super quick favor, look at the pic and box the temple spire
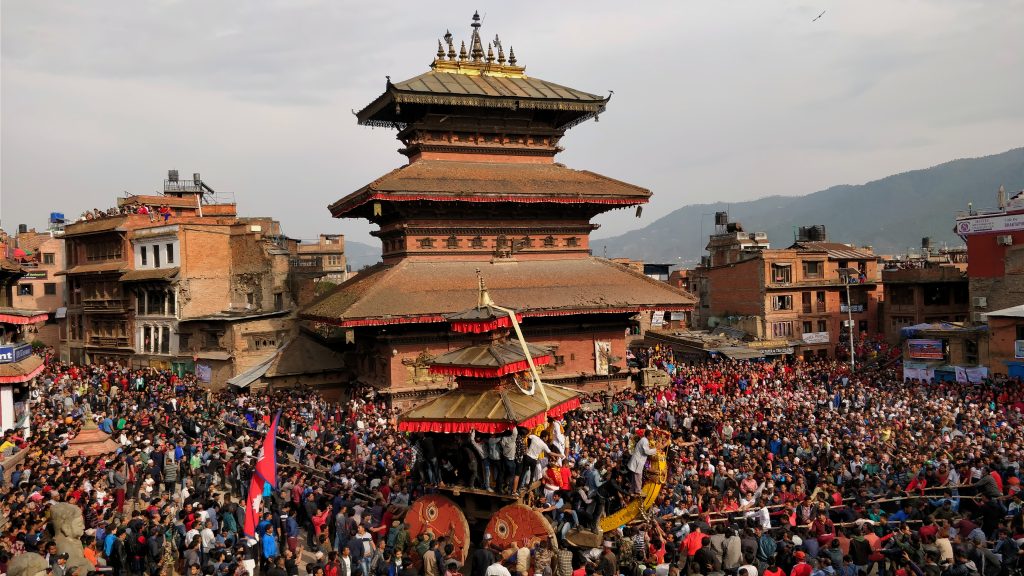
[470,11,484,62]
[445,30,456,60]
[486,43,495,63]
[459,40,467,61]
[495,34,506,64]
[436,39,445,60]
[508,47,517,66]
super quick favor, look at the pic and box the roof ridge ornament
[427,14,526,78]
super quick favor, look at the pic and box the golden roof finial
[470,11,484,62]
[486,43,495,63]
[508,46,517,66]
[436,39,445,60]
[445,30,456,60]
[495,34,506,64]
[459,40,467,61]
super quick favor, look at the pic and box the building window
[85,241,122,262]
[772,321,793,338]
[167,291,175,316]
[42,253,55,265]
[803,321,813,333]
[327,255,342,266]
[161,326,171,354]
[1016,325,1024,341]
[565,237,580,248]
[520,236,533,248]
[446,235,459,249]
[17,284,32,296]
[418,237,435,249]
[246,292,255,307]
[771,295,793,311]
[543,236,556,248]
[179,333,192,352]
[803,261,823,279]
[154,245,161,267]
[771,264,792,283]
[817,320,828,332]
[274,292,284,310]
[203,330,224,350]
[471,236,485,249]
[140,246,148,266]
[166,243,175,264]
[553,355,565,366]
[891,316,914,328]
[44,283,57,295]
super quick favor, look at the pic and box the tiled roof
[398,383,580,431]
[431,340,551,370]
[120,267,179,282]
[0,354,44,383]
[357,71,608,127]
[301,257,695,327]
[329,160,650,217]
[266,333,348,377]
[60,262,127,275]
[791,241,875,260]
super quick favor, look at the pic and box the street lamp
[839,267,859,371]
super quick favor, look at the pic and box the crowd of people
[0,350,1022,576]
[79,203,173,223]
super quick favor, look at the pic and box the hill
[345,240,382,271]
[595,148,1024,264]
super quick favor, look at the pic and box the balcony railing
[86,336,131,348]
[83,298,127,312]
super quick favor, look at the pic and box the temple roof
[357,12,608,129]
[430,339,551,373]
[301,257,695,327]
[329,160,650,218]
[397,382,580,434]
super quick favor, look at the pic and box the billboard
[802,332,830,344]
[907,339,944,360]
[0,344,34,364]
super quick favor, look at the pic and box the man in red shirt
[790,550,812,576]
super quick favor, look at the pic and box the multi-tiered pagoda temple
[303,13,694,406]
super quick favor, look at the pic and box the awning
[120,267,179,282]
[716,346,765,360]
[0,307,50,325]
[226,356,274,388]
[0,355,44,384]
[398,383,581,434]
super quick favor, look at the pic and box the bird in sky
[812,10,826,22]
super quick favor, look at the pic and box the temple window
[446,235,459,249]
[543,236,555,248]
[565,237,580,248]
[419,237,435,249]
[471,236,485,249]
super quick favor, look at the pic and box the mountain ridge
[595,147,1024,264]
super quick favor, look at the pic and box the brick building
[0,258,48,434]
[981,305,1024,378]
[295,234,347,284]
[3,227,65,352]
[881,248,969,343]
[60,173,304,387]
[954,187,1024,323]
[302,14,694,406]
[698,220,883,361]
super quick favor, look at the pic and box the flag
[242,474,264,538]
[254,411,281,488]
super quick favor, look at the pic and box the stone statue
[50,502,96,573]
[6,552,48,576]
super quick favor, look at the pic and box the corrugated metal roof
[791,242,875,260]
[391,71,604,103]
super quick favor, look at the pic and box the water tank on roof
[715,212,729,226]
[726,222,744,233]
[798,225,827,242]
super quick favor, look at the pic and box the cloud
[2,0,1023,244]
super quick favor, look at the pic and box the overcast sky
[3,0,1023,246]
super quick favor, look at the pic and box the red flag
[242,474,264,538]
[255,411,280,488]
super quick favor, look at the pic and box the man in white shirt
[485,550,513,576]
[627,428,657,494]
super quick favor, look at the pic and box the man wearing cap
[597,540,618,576]
[791,551,811,576]
[471,534,496,576]
[52,553,70,576]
